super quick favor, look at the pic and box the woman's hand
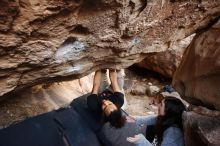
[127,134,142,143]
[127,134,153,146]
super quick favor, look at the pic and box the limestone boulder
[146,84,160,97]
[130,82,160,96]
[131,83,147,95]
[173,19,220,110]
[183,111,220,146]
[1,0,220,98]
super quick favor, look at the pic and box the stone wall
[173,19,220,111]
[173,18,220,146]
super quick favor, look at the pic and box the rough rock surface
[1,0,220,98]
[136,34,195,77]
[131,83,148,95]
[183,111,220,146]
[173,19,220,110]
[130,83,160,96]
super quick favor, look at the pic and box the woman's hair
[155,92,165,104]
[107,109,126,128]
[156,96,186,145]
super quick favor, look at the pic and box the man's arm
[87,70,102,112]
[91,70,101,94]
[109,69,121,92]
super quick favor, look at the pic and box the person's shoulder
[108,92,124,107]
[87,93,99,101]
[87,93,102,111]
[113,92,124,98]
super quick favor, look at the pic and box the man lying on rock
[87,69,126,128]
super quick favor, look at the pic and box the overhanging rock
[0,0,220,98]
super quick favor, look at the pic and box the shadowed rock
[183,111,220,146]
[173,19,220,111]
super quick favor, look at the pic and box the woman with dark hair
[127,96,186,146]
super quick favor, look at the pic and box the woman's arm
[135,115,157,126]
[91,70,102,94]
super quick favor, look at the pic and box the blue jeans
[131,115,184,146]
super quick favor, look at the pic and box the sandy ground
[125,93,157,116]
[0,67,169,128]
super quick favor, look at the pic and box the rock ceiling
[0,0,220,98]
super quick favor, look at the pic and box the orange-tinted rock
[173,19,220,110]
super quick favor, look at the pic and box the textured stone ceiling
[0,0,220,98]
